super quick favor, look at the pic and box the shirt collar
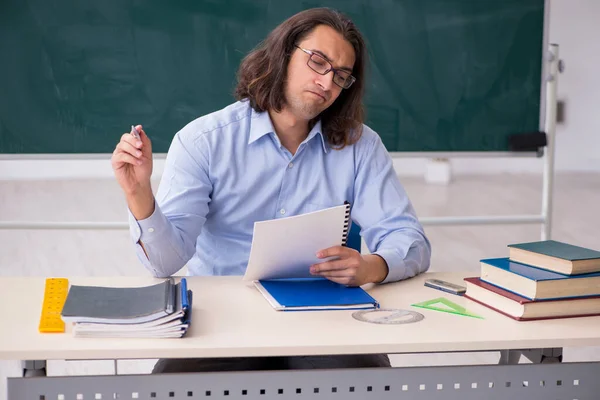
[306,119,328,153]
[248,108,276,145]
[248,108,329,154]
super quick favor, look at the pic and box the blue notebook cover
[255,278,379,311]
[481,257,600,281]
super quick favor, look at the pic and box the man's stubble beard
[285,88,324,121]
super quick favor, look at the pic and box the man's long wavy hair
[234,8,367,148]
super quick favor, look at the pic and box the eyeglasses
[294,46,356,89]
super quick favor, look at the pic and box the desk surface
[1,272,600,361]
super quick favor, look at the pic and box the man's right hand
[111,125,155,220]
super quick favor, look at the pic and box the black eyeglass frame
[294,45,356,89]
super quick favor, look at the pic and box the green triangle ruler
[412,297,483,319]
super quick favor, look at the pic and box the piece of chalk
[130,125,140,139]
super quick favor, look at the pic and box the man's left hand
[310,246,388,286]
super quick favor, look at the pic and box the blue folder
[254,278,379,311]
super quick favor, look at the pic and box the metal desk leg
[521,348,563,364]
[499,350,521,365]
[22,360,47,377]
[499,348,563,365]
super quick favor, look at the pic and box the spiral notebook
[243,203,351,281]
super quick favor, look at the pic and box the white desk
[2,272,600,360]
[3,272,600,399]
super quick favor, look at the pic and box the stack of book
[464,240,600,321]
[60,278,193,338]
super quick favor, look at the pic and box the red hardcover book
[463,277,600,321]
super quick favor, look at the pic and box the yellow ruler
[39,278,69,333]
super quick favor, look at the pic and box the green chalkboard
[0,0,544,154]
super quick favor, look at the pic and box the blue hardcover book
[480,257,600,300]
[508,240,600,275]
[254,278,379,311]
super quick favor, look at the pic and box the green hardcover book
[508,240,600,275]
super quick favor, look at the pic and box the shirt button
[288,162,294,169]
[279,209,286,215]
[148,228,155,233]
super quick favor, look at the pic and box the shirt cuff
[127,202,169,244]
[373,248,407,284]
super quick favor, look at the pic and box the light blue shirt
[129,100,431,283]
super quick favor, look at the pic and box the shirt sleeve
[351,128,432,284]
[128,129,212,278]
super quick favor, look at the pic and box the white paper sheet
[243,204,349,281]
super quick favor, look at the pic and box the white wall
[549,0,600,172]
[0,0,598,180]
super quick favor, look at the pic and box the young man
[111,8,431,371]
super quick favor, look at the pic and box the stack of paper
[60,278,192,338]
